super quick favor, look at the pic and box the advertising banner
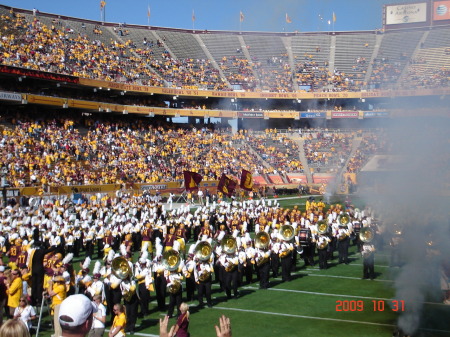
[300,112,325,118]
[0,91,22,102]
[237,112,264,118]
[385,2,427,24]
[433,1,450,20]
[331,111,359,118]
[363,111,390,118]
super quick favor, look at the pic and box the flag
[147,5,151,18]
[218,174,237,197]
[332,12,336,23]
[183,171,202,191]
[100,1,106,9]
[285,13,292,24]
[192,9,196,22]
[240,11,245,22]
[240,169,253,191]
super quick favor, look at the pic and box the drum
[298,229,311,246]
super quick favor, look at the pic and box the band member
[222,249,239,299]
[183,249,196,302]
[316,235,331,270]
[166,267,183,318]
[336,223,351,264]
[153,239,166,311]
[361,242,376,280]
[135,251,151,317]
[121,275,138,334]
[279,238,294,282]
[270,234,281,277]
[255,246,270,289]
[195,258,213,308]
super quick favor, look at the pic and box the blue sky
[2,0,416,32]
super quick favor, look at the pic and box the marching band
[0,193,380,326]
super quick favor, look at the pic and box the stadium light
[63,103,68,108]
[123,110,128,114]
[106,108,111,113]
[297,99,301,103]
[21,99,27,104]
[147,112,155,117]
[56,83,61,87]
[93,88,97,93]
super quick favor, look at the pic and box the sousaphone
[359,227,374,243]
[221,234,237,255]
[111,256,132,280]
[317,220,329,235]
[162,249,181,271]
[280,224,295,242]
[194,241,213,262]
[255,231,270,250]
[338,214,350,226]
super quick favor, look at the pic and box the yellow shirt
[51,283,67,307]
[113,312,126,335]
[7,277,23,308]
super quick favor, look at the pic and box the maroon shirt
[175,313,189,337]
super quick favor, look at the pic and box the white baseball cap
[59,294,97,327]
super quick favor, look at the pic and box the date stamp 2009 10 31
[336,300,405,312]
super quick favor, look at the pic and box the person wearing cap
[48,275,67,337]
[59,294,98,337]
[88,294,106,337]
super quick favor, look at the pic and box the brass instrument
[280,225,295,242]
[221,235,237,255]
[162,249,182,294]
[167,280,181,294]
[255,231,270,250]
[359,227,374,243]
[317,220,329,235]
[338,214,350,226]
[194,242,213,262]
[162,249,181,271]
[316,235,329,250]
[111,256,132,280]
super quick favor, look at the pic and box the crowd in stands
[0,114,280,188]
[246,130,303,174]
[2,7,448,94]
[345,130,389,174]
[402,67,450,89]
[303,131,355,172]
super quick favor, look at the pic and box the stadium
[0,0,449,336]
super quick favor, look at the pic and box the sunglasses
[20,300,26,302]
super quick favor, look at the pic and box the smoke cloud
[358,113,450,335]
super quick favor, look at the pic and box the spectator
[12,296,36,331]
[170,302,190,337]
[59,294,98,337]
[0,266,7,325]
[6,269,22,318]
[88,295,106,337]
[0,319,30,337]
[109,304,126,337]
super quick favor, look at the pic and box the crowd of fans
[303,131,355,173]
[1,8,448,94]
[0,111,390,189]
[345,130,389,174]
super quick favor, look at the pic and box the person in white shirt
[89,295,106,337]
[13,295,36,331]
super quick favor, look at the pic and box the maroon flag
[218,174,237,197]
[240,169,254,191]
[183,171,202,191]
